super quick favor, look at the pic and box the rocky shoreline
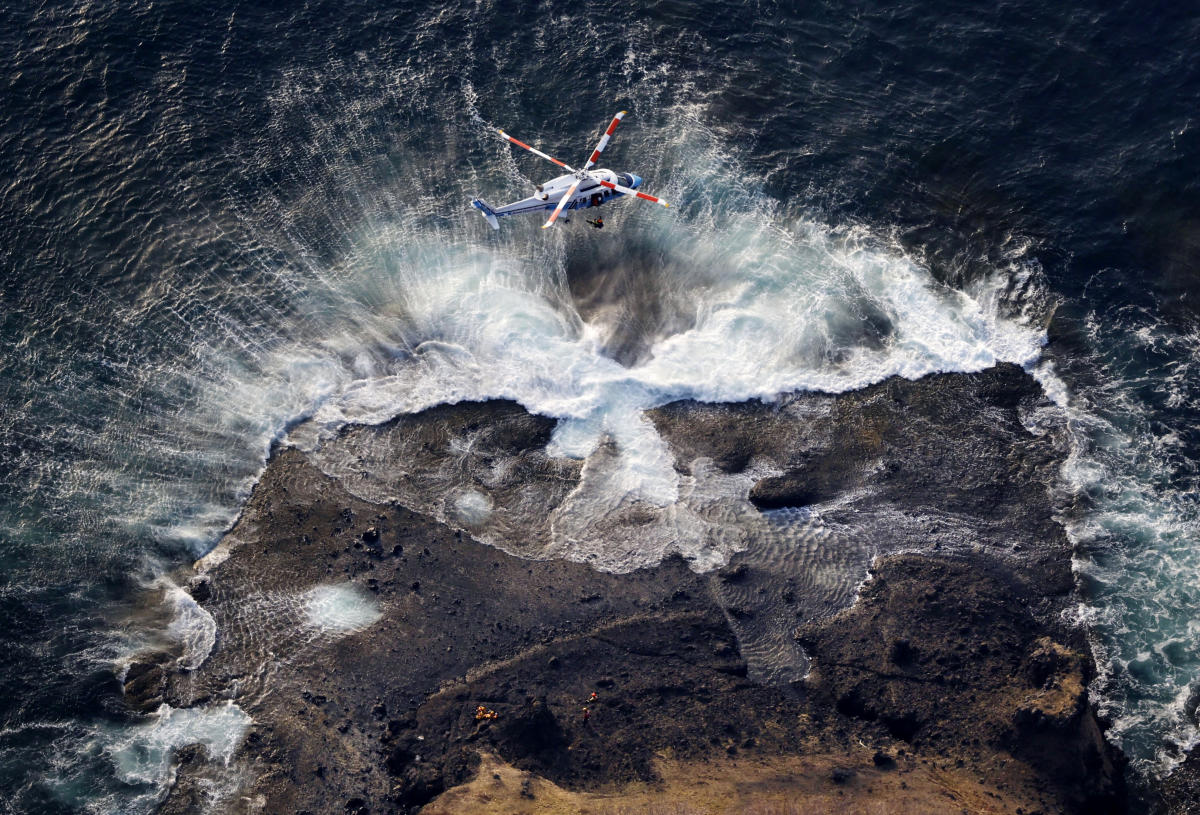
[129,364,1156,813]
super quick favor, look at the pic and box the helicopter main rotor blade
[583,111,626,171]
[496,129,577,173]
[594,178,670,208]
[542,177,582,229]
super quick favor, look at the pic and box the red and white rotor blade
[583,111,626,171]
[496,129,577,173]
[595,178,670,208]
[542,178,582,229]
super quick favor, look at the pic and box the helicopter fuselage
[471,169,642,228]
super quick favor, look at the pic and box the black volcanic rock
[748,468,842,509]
[122,651,173,713]
[155,745,211,815]
[797,553,1124,811]
[152,366,1128,815]
[1159,747,1200,814]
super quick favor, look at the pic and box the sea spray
[162,582,217,672]
[289,206,1050,571]
[105,703,250,788]
[42,702,251,814]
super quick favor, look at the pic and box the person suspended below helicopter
[586,216,604,229]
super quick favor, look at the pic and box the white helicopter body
[472,111,668,230]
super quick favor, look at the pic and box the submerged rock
[122,651,174,713]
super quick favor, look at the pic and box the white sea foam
[271,204,1049,570]
[301,583,382,633]
[1053,324,1200,778]
[452,490,493,526]
[105,702,250,787]
[162,582,217,671]
[41,702,252,814]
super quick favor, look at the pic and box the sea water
[1,1,1197,810]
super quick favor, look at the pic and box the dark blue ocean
[1,1,1198,811]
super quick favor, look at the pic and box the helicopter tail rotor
[471,199,500,230]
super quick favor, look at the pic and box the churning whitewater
[253,139,1052,572]
[103,110,1063,810]
[5,3,1200,810]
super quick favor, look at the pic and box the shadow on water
[564,231,708,368]
[563,224,900,371]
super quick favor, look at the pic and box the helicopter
[471,111,669,230]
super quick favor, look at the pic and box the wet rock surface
[1158,747,1200,814]
[155,744,212,815]
[797,554,1123,811]
[122,651,174,714]
[151,365,1133,814]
